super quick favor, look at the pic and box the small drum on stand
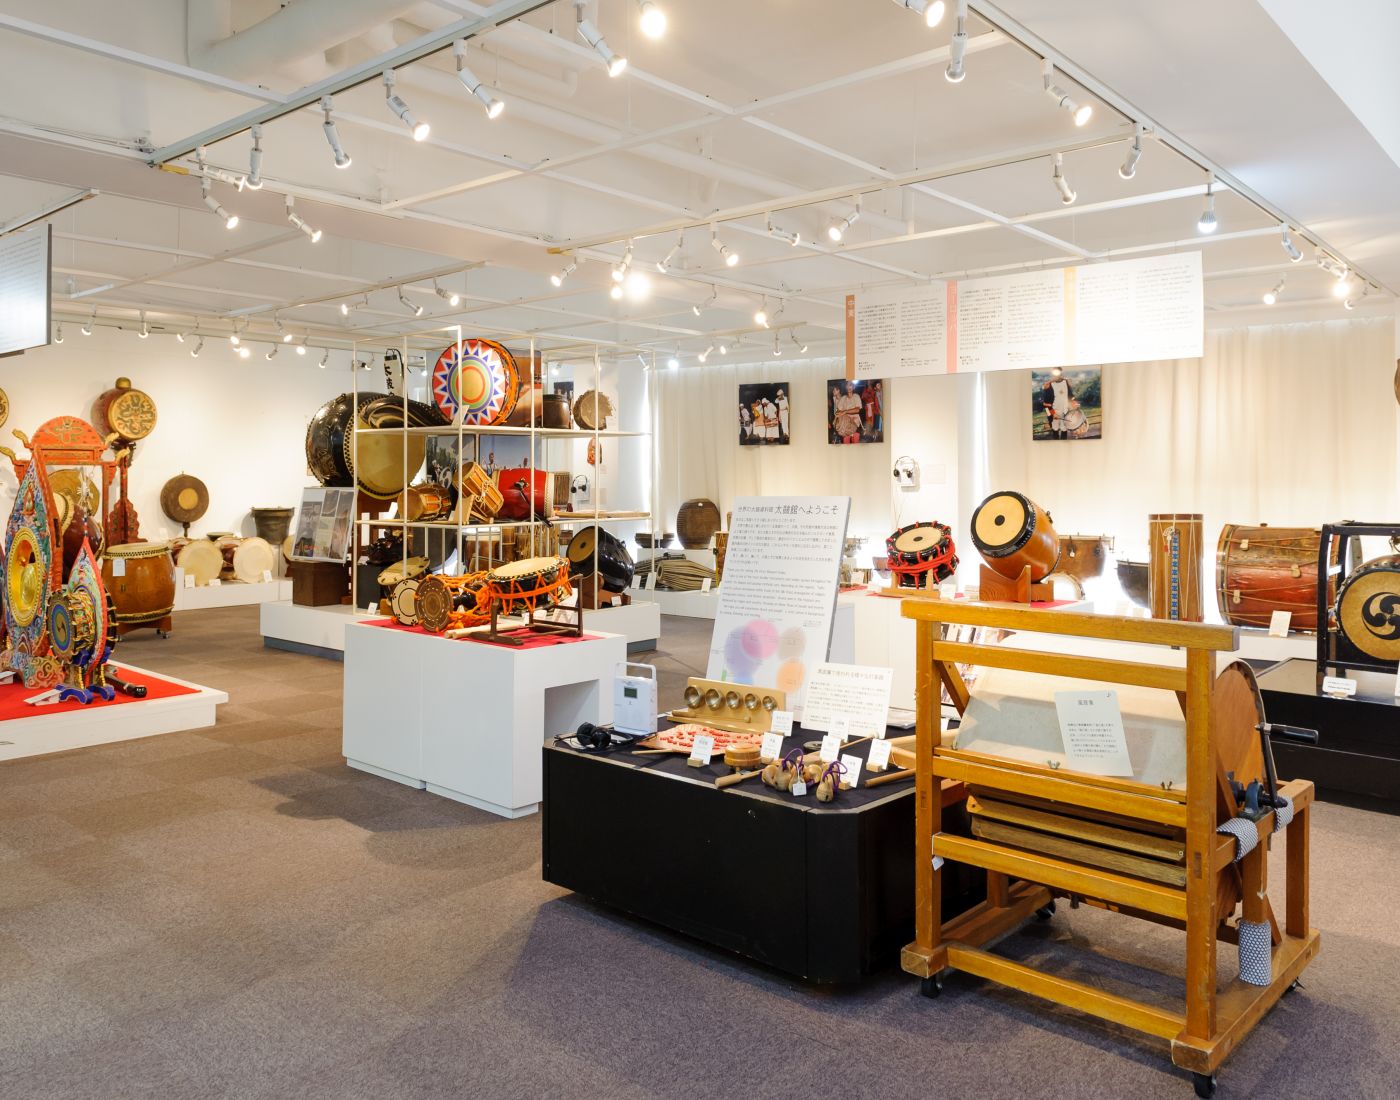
[468,556,579,646]
[566,525,635,606]
[1335,555,1400,665]
[970,490,1061,602]
[884,521,958,594]
[1217,524,1336,633]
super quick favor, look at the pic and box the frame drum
[566,525,634,593]
[390,578,421,626]
[1336,555,1400,663]
[1216,524,1336,632]
[177,539,223,586]
[377,556,429,589]
[970,491,1060,581]
[232,536,275,584]
[415,574,454,633]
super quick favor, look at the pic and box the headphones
[893,456,918,485]
[571,475,589,496]
[564,721,647,753]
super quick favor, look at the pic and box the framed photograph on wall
[827,378,884,444]
[1031,366,1102,441]
[738,382,790,446]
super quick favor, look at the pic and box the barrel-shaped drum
[970,491,1060,581]
[566,526,635,593]
[103,542,176,626]
[1216,524,1336,632]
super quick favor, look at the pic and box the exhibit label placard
[801,662,894,737]
[0,225,51,356]
[706,495,850,713]
[846,251,1202,379]
[1054,690,1133,777]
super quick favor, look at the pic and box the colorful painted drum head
[431,339,521,425]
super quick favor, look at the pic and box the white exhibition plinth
[0,666,228,763]
[342,621,627,818]
[176,575,292,611]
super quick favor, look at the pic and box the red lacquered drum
[1217,524,1337,632]
[886,521,959,585]
[494,468,556,521]
[970,491,1060,581]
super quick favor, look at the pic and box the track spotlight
[191,336,204,357]
[827,199,861,242]
[893,0,945,27]
[340,300,351,316]
[698,344,714,364]
[1043,60,1092,126]
[1197,174,1217,234]
[637,0,667,39]
[624,269,652,301]
[320,349,329,368]
[1344,285,1369,310]
[320,96,352,168]
[245,124,264,189]
[667,355,680,370]
[709,227,738,267]
[81,310,93,336]
[398,286,424,316]
[1051,152,1075,205]
[453,40,504,119]
[577,11,626,77]
[200,177,239,229]
[754,298,769,328]
[53,323,62,344]
[384,71,430,141]
[175,331,185,343]
[138,311,149,339]
[790,331,808,354]
[612,240,634,282]
[772,332,782,357]
[610,283,624,301]
[551,260,578,287]
[719,341,728,355]
[637,352,648,366]
[693,288,717,316]
[657,232,684,273]
[296,341,307,356]
[1262,277,1285,306]
[274,315,290,343]
[766,214,800,246]
[1119,127,1143,180]
[1332,277,1352,300]
[266,344,278,361]
[286,198,322,243]
[434,280,461,307]
[1280,225,1303,263]
[945,0,968,82]
[237,345,251,359]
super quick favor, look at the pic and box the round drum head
[232,537,275,584]
[354,432,428,500]
[160,474,209,525]
[492,555,561,582]
[893,524,945,560]
[177,540,224,586]
[973,493,1028,553]
[391,579,420,626]
[1339,562,1400,662]
[1059,407,1087,433]
[431,339,520,425]
[416,575,453,633]
[377,556,429,587]
[566,527,597,570]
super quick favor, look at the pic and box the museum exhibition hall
[1,1,1398,1096]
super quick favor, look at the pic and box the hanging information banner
[846,251,1202,379]
[706,496,850,713]
[0,225,51,356]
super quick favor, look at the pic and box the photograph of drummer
[827,378,884,444]
[738,382,790,446]
[1031,365,1102,441]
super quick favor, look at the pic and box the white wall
[0,326,351,540]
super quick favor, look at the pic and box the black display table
[542,727,982,984]
[1257,657,1400,811]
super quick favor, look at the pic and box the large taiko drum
[1149,513,1204,622]
[487,556,570,616]
[1336,555,1400,663]
[494,468,557,521]
[1216,524,1336,632]
[103,542,175,627]
[566,526,634,593]
[971,491,1060,581]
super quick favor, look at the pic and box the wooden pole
[913,618,942,962]
[1183,647,1218,1041]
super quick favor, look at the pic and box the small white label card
[867,737,893,772]
[819,733,842,763]
[688,733,716,766]
[111,558,126,577]
[646,571,658,590]
[1054,690,1133,777]
[829,716,852,743]
[631,574,642,590]
[701,578,712,593]
[840,753,863,789]
[1322,676,1357,698]
[366,603,378,614]
[769,709,794,736]
[760,731,785,763]
[183,574,195,589]
[791,779,808,797]
[801,662,894,738]
[262,569,274,583]
[208,577,221,587]
[1268,610,1292,638]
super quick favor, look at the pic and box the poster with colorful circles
[431,338,520,425]
[705,496,851,713]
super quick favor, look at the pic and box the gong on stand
[160,474,209,538]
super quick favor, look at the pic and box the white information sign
[801,662,894,737]
[867,738,893,771]
[760,731,785,763]
[0,225,50,356]
[1268,610,1292,638]
[688,733,716,766]
[769,710,794,736]
[847,251,1203,379]
[706,496,850,712]
[819,734,842,763]
[1322,676,1357,698]
[1054,690,1133,777]
[840,753,863,789]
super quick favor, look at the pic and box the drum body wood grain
[1149,513,1204,622]
[1058,535,1112,582]
[971,491,1060,581]
[1216,524,1335,632]
[103,542,175,630]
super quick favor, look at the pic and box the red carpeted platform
[0,664,198,720]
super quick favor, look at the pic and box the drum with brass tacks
[970,491,1060,581]
[1336,555,1400,663]
[1216,524,1336,632]
[487,555,570,616]
[103,542,176,628]
[176,539,223,586]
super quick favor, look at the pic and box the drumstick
[716,768,762,789]
[630,748,674,755]
[864,768,915,788]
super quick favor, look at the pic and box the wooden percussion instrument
[355,395,444,501]
[971,491,1060,581]
[176,539,223,586]
[494,468,557,522]
[1335,555,1400,663]
[459,462,504,522]
[305,392,377,488]
[232,536,276,584]
[1216,524,1336,632]
[1149,513,1204,622]
[676,499,721,549]
[1058,535,1114,582]
[91,377,157,445]
[487,555,571,616]
[542,393,572,429]
[566,525,634,593]
[53,493,104,576]
[431,339,520,425]
[713,531,729,586]
[399,483,454,523]
[886,521,959,590]
[103,541,175,635]
[390,578,420,626]
[213,534,241,579]
[250,506,295,546]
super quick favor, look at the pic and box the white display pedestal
[577,600,661,651]
[342,621,627,818]
[176,574,292,611]
[260,601,376,660]
[0,666,227,763]
[647,588,721,618]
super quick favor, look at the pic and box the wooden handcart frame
[899,600,1318,1097]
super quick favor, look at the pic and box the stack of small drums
[970,491,1060,581]
[885,522,959,589]
[1216,524,1336,632]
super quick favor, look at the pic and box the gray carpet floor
[2,606,1398,1098]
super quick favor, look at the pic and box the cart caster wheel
[1286,978,1302,994]
[920,974,942,999]
[1034,901,1056,922]
[1193,1072,1217,1098]
[157,631,170,639]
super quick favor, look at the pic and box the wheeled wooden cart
[898,600,1318,1097]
